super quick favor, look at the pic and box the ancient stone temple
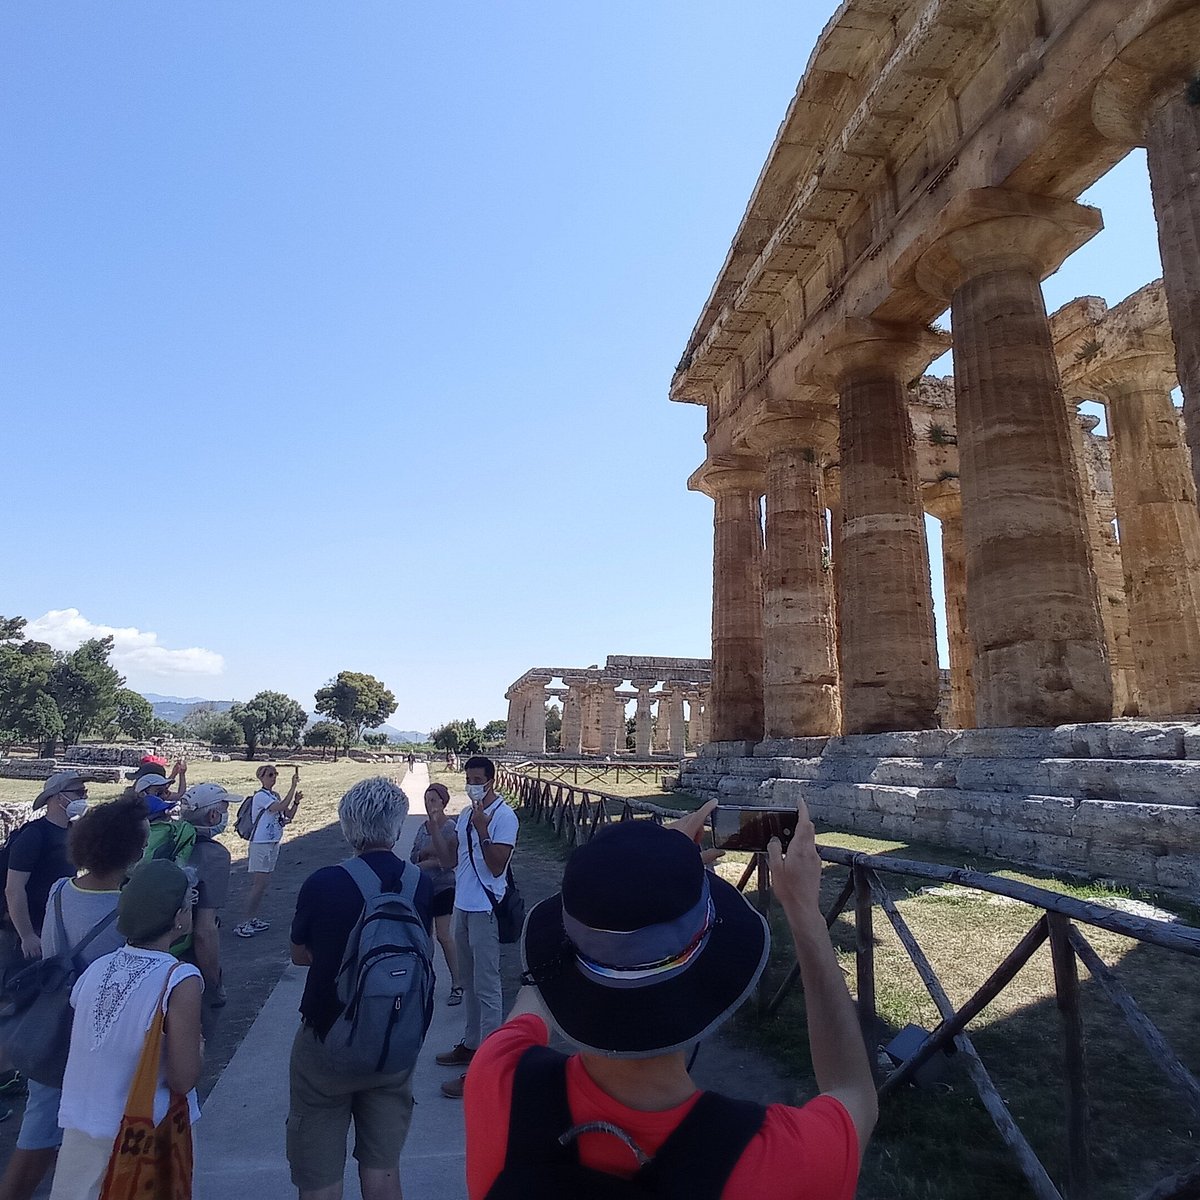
[669,0,1200,894]
[671,0,1200,744]
[503,656,711,756]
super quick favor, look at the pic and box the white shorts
[248,842,281,874]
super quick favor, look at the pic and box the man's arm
[290,942,314,966]
[769,801,878,1160]
[5,870,39,958]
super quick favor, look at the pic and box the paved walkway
[196,764,470,1200]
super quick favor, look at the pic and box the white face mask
[465,783,488,803]
[65,798,89,819]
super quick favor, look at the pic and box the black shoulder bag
[466,817,526,944]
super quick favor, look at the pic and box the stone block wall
[682,722,1200,897]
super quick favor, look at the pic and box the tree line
[0,615,400,760]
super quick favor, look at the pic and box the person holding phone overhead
[234,764,301,939]
[425,756,518,1100]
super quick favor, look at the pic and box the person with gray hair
[287,777,435,1200]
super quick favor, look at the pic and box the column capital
[744,407,838,459]
[894,189,1102,302]
[1092,10,1200,146]
[689,455,765,498]
[804,318,950,390]
[924,480,962,523]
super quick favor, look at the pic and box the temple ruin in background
[504,656,711,756]
[666,0,1200,896]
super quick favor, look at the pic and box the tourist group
[0,752,877,1199]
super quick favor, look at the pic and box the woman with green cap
[48,860,203,1200]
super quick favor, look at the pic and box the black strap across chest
[485,1045,766,1200]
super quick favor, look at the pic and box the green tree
[304,720,341,760]
[230,690,308,760]
[110,688,155,741]
[205,713,245,749]
[46,637,123,752]
[363,732,388,749]
[480,719,507,748]
[544,706,562,752]
[314,672,397,754]
[430,718,482,754]
[0,625,62,753]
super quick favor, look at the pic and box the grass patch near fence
[515,794,1200,1199]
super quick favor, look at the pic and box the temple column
[1068,409,1139,716]
[598,685,623,756]
[695,687,711,745]
[694,460,765,743]
[668,688,686,756]
[910,189,1112,726]
[814,321,945,734]
[926,485,975,729]
[504,688,523,752]
[581,684,602,755]
[655,696,670,753]
[560,683,583,756]
[633,683,654,756]
[747,408,840,738]
[1094,11,1200,494]
[523,679,549,754]
[1098,357,1200,715]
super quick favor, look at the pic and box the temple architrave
[670,0,1200,746]
[503,656,711,756]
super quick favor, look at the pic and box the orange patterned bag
[98,969,193,1200]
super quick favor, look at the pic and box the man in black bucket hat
[462,798,877,1199]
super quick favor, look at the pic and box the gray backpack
[324,857,434,1076]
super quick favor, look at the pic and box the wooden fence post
[853,861,878,1076]
[1048,913,1092,1200]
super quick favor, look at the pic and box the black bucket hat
[521,819,770,1059]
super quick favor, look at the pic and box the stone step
[684,755,1200,806]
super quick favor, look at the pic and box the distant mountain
[141,693,235,724]
[370,725,428,743]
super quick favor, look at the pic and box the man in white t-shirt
[426,755,518,1100]
[233,763,300,939]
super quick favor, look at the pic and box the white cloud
[25,609,225,681]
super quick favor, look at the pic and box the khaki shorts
[247,842,281,874]
[286,1026,414,1190]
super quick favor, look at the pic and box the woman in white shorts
[233,764,300,939]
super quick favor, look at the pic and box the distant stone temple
[669,0,1200,744]
[504,656,711,756]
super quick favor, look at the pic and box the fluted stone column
[598,685,623,756]
[815,321,944,734]
[633,684,654,756]
[668,688,686,756]
[911,190,1113,726]
[523,681,548,754]
[504,688,523,752]
[1094,12,1200,495]
[560,684,583,756]
[1068,409,1139,717]
[696,462,765,744]
[1099,356,1200,715]
[581,685,602,755]
[747,410,840,738]
[691,692,710,746]
[655,696,670,754]
[926,485,975,729]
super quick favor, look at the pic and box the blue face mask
[209,813,229,836]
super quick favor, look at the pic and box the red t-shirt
[464,1014,859,1200]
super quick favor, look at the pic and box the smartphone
[709,806,797,853]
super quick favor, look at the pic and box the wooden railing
[502,759,679,790]
[500,769,1200,1200]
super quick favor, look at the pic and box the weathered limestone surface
[749,409,839,739]
[909,190,1113,728]
[681,721,1200,896]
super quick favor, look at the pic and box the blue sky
[1,4,1166,733]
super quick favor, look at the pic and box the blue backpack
[324,857,434,1076]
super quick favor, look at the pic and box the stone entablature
[673,0,1200,743]
[680,721,1200,898]
[504,656,712,756]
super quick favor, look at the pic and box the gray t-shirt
[41,878,124,965]
[189,834,231,911]
[409,818,457,894]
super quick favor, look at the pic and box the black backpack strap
[504,1045,575,1167]
[635,1092,766,1200]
